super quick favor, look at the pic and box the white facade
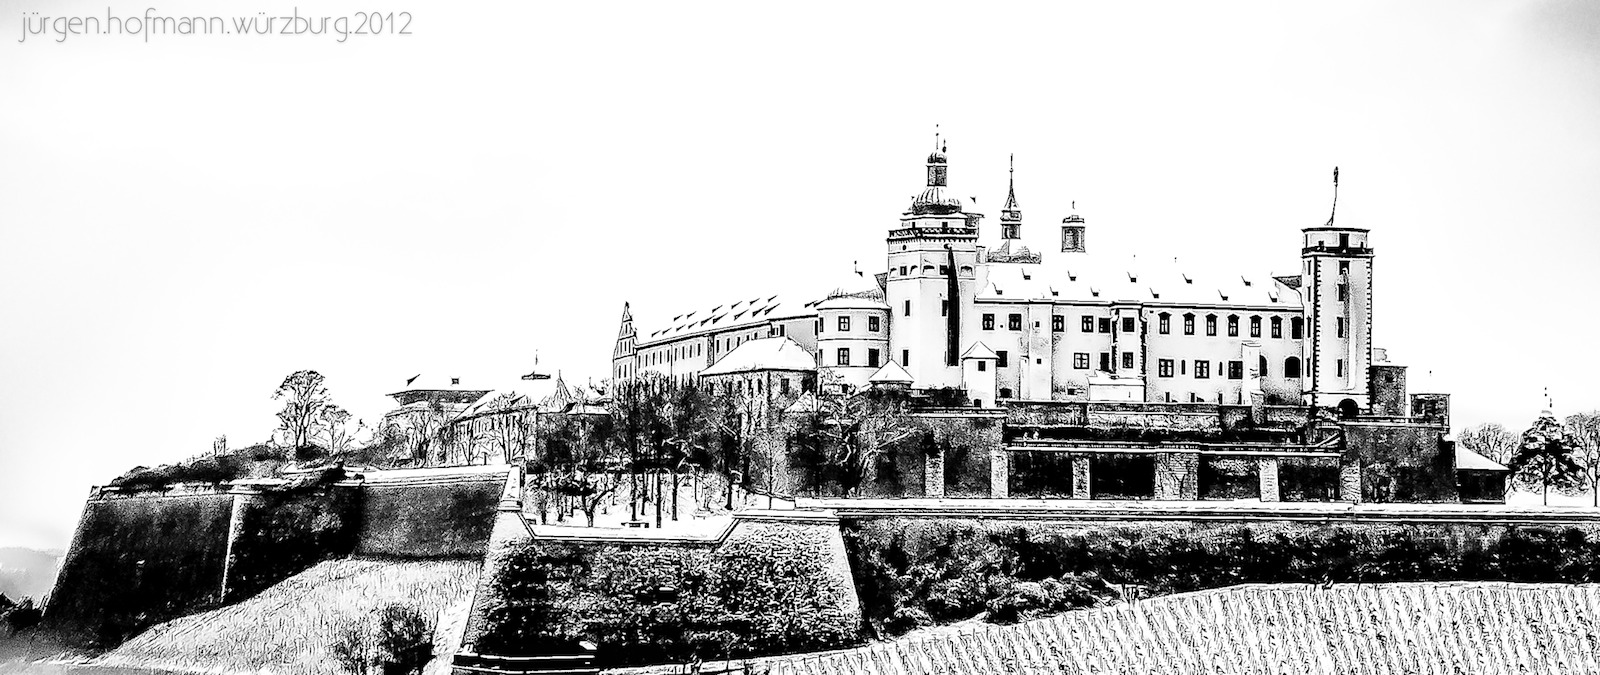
[614,145,1378,412]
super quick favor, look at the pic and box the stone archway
[1337,398,1360,420]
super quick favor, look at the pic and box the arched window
[1271,316,1283,339]
[1205,314,1218,336]
[1290,317,1304,340]
[1284,356,1301,379]
[1258,355,1268,378]
[1250,316,1262,338]
[1227,315,1239,337]
[999,387,1013,399]
[1158,312,1171,334]
[1183,313,1195,335]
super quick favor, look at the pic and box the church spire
[1000,153,1021,239]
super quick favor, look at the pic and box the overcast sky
[2,0,1598,551]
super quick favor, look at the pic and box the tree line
[1457,411,1600,505]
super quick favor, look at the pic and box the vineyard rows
[735,582,1600,675]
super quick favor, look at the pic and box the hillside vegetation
[708,582,1600,675]
[95,557,480,675]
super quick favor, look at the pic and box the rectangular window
[1337,317,1346,337]
[1337,283,1349,301]
[1052,315,1064,332]
[1098,318,1112,333]
[868,348,880,368]
[1122,317,1136,333]
[902,349,909,366]
[1227,316,1239,337]
[868,316,881,332]
[898,265,907,276]
[1206,316,1217,336]
[1159,314,1171,334]
[1181,360,1187,375]
[838,316,850,332]
[1292,318,1304,339]
[1250,316,1261,338]
[1271,317,1282,339]
[1194,360,1210,379]
[1121,352,1134,369]
[1339,259,1350,273]
[1081,316,1094,332]
[780,378,790,395]
[1228,361,1243,379]
[1099,352,1111,371]
[1337,359,1345,377]
[1073,353,1090,369]
[1009,314,1022,331]
[904,300,911,316]
[941,299,949,317]
[983,313,995,330]
[836,348,850,367]
[1184,315,1195,335]
[997,351,1009,368]
[1158,359,1174,378]
[977,360,987,372]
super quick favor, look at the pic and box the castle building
[613,145,1376,414]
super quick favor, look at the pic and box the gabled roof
[1456,445,1509,472]
[867,360,914,383]
[701,337,817,376]
[784,392,821,414]
[960,342,998,360]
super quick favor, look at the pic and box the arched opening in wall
[1258,355,1268,378]
[1284,357,1301,379]
[1337,398,1360,419]
[999,387,1013,399]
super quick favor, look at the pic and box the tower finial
[1329,166,1340,225]
[934,124,940,150]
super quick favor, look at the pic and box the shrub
[2,597,42,635]
[328,603,434,675]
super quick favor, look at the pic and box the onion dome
[926,150,948,164]
[911,186,965,215]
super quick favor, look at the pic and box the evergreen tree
[1508,411,1583,506]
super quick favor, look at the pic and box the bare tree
[274,370,334,452]
[1457,423,1519,467]
[797,374,920,497]
[318,405,361,460]
[1567,412,1600,507]
[477,393,537,465]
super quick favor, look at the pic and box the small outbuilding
[1454,445,1510,504]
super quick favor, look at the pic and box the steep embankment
[96,557,480,675]
[671,582,1600,675]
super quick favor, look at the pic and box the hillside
[637,582,1600,675]
[0,548,61,602]
[93,557,480,675]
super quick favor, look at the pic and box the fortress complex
[611,142,1502,503]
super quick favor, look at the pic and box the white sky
[2,0,1598,551]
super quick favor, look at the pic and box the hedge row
[476,522,860,666]
[842,518,1600,637]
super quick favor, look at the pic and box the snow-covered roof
[1455,445,1509,472]
[867,361,914,383]
[961,342,998,360]
[640,294,816,345]
[701,337,817,376]
[977,256,1301,310]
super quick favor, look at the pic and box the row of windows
[820,315,882,333]
[715,375,796,397]
[979,312,1308,340]
[834,347,882,368]
[1151,357,1306,379]
[894,264,974,276]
